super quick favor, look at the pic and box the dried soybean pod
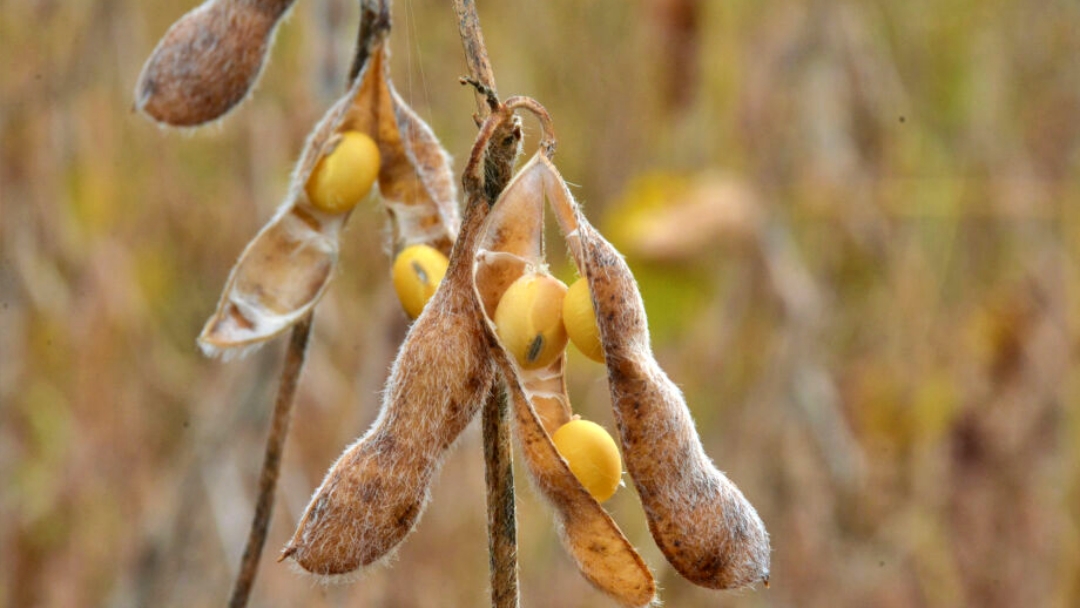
[471,133,654,605]
[135,0,295,126]
[542,156,771,590]
[281,104,524,577]
[379,86,461,256]
[197,46,390,356]
[474,153,547,317]
[487,340,656,607]
[198,42,457,353]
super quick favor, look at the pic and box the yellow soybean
[494,274,569,370]
[552,419,623,502]
[305,131,380,214]
[392,244,449,319]
[563,278,604,362]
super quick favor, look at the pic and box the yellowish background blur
[2,0,1079,606]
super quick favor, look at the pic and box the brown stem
[504,96,557,158]
[227,314,313,608]
[482,386,518,608]
[452,0,498,123]
[453,6,521,605]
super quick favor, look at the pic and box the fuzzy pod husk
[135,0,294,127]
[494,352,657,607]
[541,156,771,590]
[282,103,523,578]
[281,274,495,575]
[474,153,656,607]
[199,43,458,355]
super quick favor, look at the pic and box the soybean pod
[543,156,771,590]
[282,103,522,577]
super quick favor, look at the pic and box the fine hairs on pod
[541,157,771,590]
[282,101,524,578]
[135,0,296,127]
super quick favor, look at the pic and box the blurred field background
[2,0,1080,606]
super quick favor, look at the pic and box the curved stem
[503,96,557,158]
[227,314,313,608]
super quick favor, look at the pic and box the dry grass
[2,0,1078,606]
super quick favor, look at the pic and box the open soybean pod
[541,155,772,590]
[380,87,460,257]
[197,44,386,356]
[135,0,296,127]
[199,40,459,354]
[281,103,523,577]
[475,153,656,607]
[475,153,571,433]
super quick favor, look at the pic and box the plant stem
[452,3,520,606]
[452,0,498,122]
[482,386,519,608]
[227,314,313,608]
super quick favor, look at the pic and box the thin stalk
[227,314,313,608]
[482,386,518,608]
[452,0,498,123]
[452,3,520,606]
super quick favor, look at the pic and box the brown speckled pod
[474,153,657,607]
[541,155,771,590]
[135,0,294,127]
[281,105,523,578]
[199,43,459,355]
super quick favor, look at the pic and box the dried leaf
[609,172,763,261]
[542,156,772,590]
[135,0,295,126]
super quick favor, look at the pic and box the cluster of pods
[136,0,769,605]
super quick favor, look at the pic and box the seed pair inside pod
[494,272,604,367]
